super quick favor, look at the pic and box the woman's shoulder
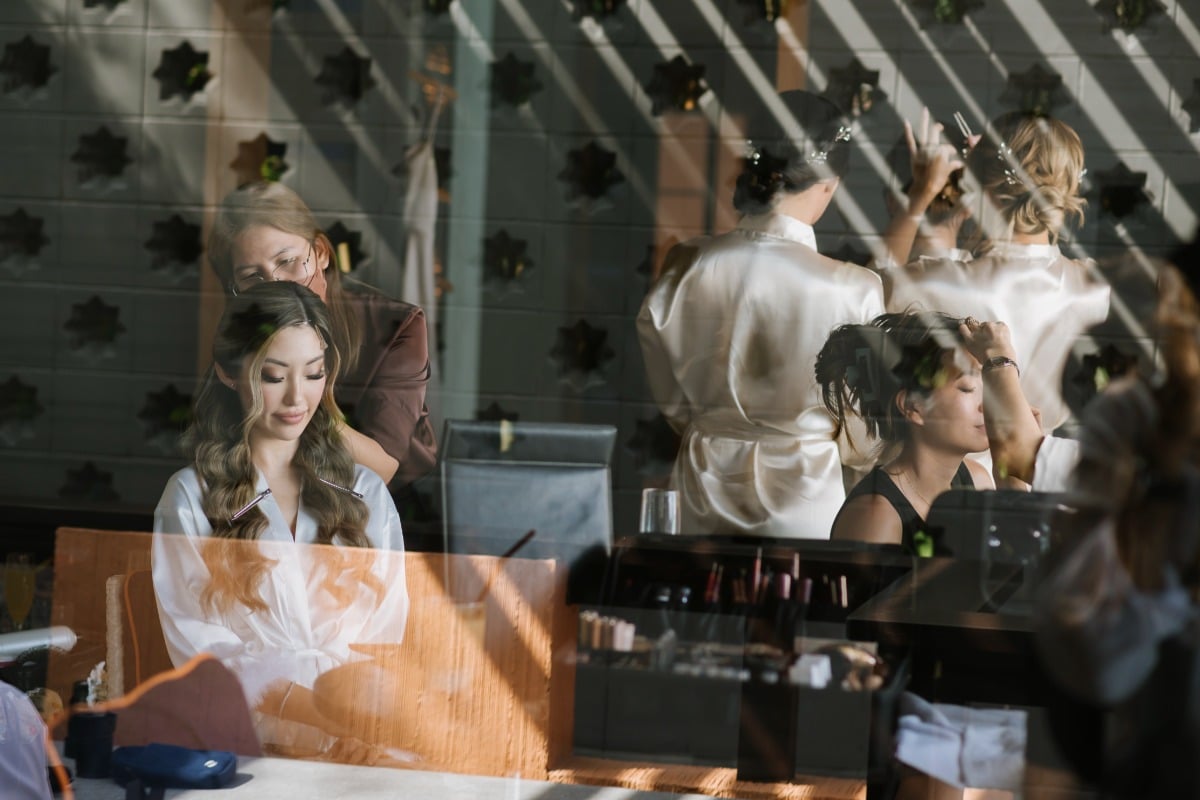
[342,280,423,322]
[161,466,202,498]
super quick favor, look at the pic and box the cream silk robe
[887,243,1111,432]
[153,464,408,749]
[637,213,885,539]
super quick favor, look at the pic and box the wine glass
[4,554,37,631]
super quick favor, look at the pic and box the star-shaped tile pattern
[1071,343,1138,408]
[152,41,212,102]
[422,0,455,15]
[70,126,132,185]
[63,295,126,352]
[734,0,792,24]
[625,413,681,476]
[482,229,533,287]
[908,0,985,25]
[549,319,615,392]
[59,461,120,504]
[0,208,49,267]
[476,402,519,423]
[315,46,375,106]
[643,55,708,116]
[0,375,44,447]
[83,0,126,9]
[571,0,625,20]
[558,141,624,202]
[138,384,192,453]
[325,222,365,273]
[1182,79,1200,135]
[823,58,884,117]
[0,35,56,95]
[230,132,289,185]
[1093,161,1151,219]
[1094,0,1166,32]
[145,215,202,276]
[999,63,1070,117]
[490,52,542,109]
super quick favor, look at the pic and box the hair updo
[732,90,852,216]
[815,311,965,449]
[967,112,1086,243]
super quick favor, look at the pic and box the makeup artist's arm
[960,320,1044,486]
[831,495,903,546]
[879,111,964,272]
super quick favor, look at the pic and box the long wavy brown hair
[185,281,375,614]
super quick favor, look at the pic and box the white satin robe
[153,465,408,748]
[887,243,1111,431]
[637,213,885,539]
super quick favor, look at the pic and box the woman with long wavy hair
[208,181,436,489]
[153,281,408,759]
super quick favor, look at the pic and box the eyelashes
[258,371,326,384]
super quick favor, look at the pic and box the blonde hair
[968,113,1086,245]
[185,281,378,614]
[208,181,361,375]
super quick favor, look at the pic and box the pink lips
[276,411,307,425]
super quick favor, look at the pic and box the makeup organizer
[572,535,913,781]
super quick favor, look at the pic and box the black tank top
[836,463,975,556]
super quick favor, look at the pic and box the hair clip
[230,488,272,523]
[808,125,853,165]
[317,476,364,499]
[996,142,1022,186]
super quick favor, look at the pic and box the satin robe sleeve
[345,466,409,648]
[151,470,288,704]
[636,242,701,433]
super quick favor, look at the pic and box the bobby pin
[230,489,272,523]
[316,476,364,499]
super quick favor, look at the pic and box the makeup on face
[242,325,328,445]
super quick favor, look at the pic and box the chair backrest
[924,489,1065,613]
[441,419,617,603]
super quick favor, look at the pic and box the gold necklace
[899,470,935,509]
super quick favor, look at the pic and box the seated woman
[816,311,994,552]
[153,281,408,759]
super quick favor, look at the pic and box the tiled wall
[1,0,1197,530]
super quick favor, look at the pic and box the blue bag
[111,743,237,789]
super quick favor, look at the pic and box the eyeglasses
[230,241,315,296]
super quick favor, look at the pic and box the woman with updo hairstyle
[817,311,993,552]
[208,181,436,491]
[886,112,1110,437]
[153,281,408,759]
[637,90,885,539]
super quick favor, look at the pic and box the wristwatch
[981,355,1019,376]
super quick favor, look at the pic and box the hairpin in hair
[996,141,1022,186]
[230,488,272,523]
[317,476,364,499]
[808,125,853,164]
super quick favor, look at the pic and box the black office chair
[440,419,617,603]
[925,488,1066,613]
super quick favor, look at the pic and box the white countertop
[67,755,714,799]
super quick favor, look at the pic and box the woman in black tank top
[816,311,994,553]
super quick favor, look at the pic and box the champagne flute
[4,554,36,631]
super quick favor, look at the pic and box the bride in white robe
[884,112,1110,434]
[152,281,408,757]
[637,91,891,539]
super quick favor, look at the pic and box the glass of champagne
[4,553,37,631]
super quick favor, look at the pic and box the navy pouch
[111,743,237,790]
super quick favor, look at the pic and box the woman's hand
[904,108,965,210]
[959,317,1018,364]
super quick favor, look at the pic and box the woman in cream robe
[639,214,884,538]
[885,113,1110,434]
